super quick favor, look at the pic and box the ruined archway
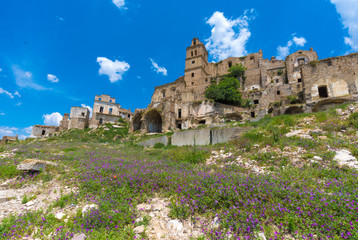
[312,98,351,112]
[132,112,143,132]
[145,109,162,133]
[284,106,304,115]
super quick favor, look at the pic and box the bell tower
[184,38,209,92]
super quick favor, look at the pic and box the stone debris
[136,198,203,240]
[17,159,58,172]
[55,212,66,220]
[334,149,358,169]
[0,179,76,222]
[72,233,86,240]
[82,204,98,217]
[285,129,313,139]
[133,225,145,234]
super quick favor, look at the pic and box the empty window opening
[195,50,197,56]
[268,108,274,114]
[109,108,113,114]
[162,91,166,98]
[41,130,46,136]
[109,99,112,103]
[178,109,182,118]
[192,60,195,64]
[191,82,194,85]
[99,118,103,124]
[193,39,197,45]
[250,56,254,60]
[254,100,259,104]
[298,58,305,65]
[298,78,302,83]
[318,86,328,98]
[251,112,256,118]
[81,112,85,117]
[228,61,232,68]
[327,61,332,66]
[99,107,104,113]
[277,91,281,95]
[191,51,193,57]
[191,73,195,77]
[276,79,279,83]
[177,123,182,130]
[199,120,206,125]
[99,98,101,101]
[128,114,130,118]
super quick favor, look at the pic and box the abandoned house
[0,135,18,144]
[130,38,358,134]
[32,125,59,138]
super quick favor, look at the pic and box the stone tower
[184,38,209,94]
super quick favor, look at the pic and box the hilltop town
[27,38,358,138]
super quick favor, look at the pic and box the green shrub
[348,112,358,128]
[205,76,243,106]
[0,165,19,179]
[153,143,165,149]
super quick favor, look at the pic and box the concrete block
[172,129,210,146]
[138,135,168,148]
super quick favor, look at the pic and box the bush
[0,165,19,179]
[153,143,165,149]
[205,77,243,106]
[348,112,358,128]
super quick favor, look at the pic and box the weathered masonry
[32,125,59,138]
[130,38,358,134]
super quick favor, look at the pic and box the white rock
[334,149,358,169]
[55,212,66,220]
[82,204,98,216]
[256,231,267,240]
[313,156,322,161]
[134,225,145,234]
[166,219,183,232]
[212,217,220,228]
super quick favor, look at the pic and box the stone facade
[0,135,18,144]
[89,94,133,128]
[130,38,358,134]
[32,125,59,138]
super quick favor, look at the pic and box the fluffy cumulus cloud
[330,0,358,51]
[97,57,130,83]
[43,112,63,126]
[47,74,59,83]
[13,66,47,90]
[81,104,93,117]
[113,0,126,9]
[276,35,307,60]
[0,87,14,98]
[149,59,168,76]
[205,9,256,61]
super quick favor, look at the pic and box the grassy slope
[0,104,357,239]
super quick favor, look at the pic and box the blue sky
[0,0,357,138]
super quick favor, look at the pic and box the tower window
[318,86,328,98]
[193,39,197,45]
[191,51,193,57]
[100,107,104,113]
[109,108,113,113]
[191,73,195,77]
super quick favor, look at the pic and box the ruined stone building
[130,38,358,134]
[32,94,133,137]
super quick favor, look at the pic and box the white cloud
[149,59,168,76]
[205,9,256,61]
[0,68,2,72]
[56,16,64,21]
[14,91,21,97]
[293,37,307,47]
[43,112,63,126]
[0,87,14,98]
[47,74,59,83]
[81,104,93,118]
[331,0,358,51]
[97,57,130,83]
[13,66,47,90]
[0,113,5,116]
[113,0,126,9]
[0,126,34,139]
[276,35,307,60]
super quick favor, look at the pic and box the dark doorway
[178,109,182,118]
[145,110,162,133]
[199,120,206,125]
[132,113,143,132]
[284,106,304,115]
[318,86,328,98]
[99,118,103,124]
[251,112,255,118]
[41,130,46,136]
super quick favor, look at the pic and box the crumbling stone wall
[32,125,59,138]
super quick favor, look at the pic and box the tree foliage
[205,64,246,106]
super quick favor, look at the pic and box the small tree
[205,63,246,106]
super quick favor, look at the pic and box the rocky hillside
[0,103,357,240]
